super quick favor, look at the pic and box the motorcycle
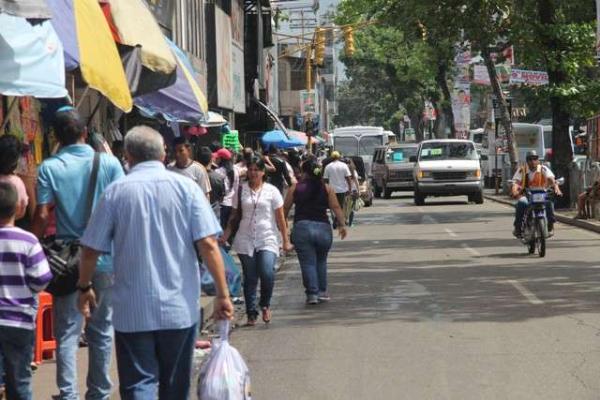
[519,177,564,258]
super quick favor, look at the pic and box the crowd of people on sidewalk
[0,107,362,399]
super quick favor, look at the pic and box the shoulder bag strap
[84,152,100,223]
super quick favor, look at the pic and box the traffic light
[314,27,326,66]
[343,26,355,57]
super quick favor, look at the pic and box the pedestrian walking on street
[167,137,212,199]
[284,157,347,304]
[76,126,233,399]
[0,182,52,400]
[323,151,352,228]
[213,148,240,230]
[0,135,28,221]
[221,156,292,326]
[263,145,292,195]
[31,107,124,400]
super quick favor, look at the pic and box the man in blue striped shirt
[0,182,52,399]
[77,126,233,399]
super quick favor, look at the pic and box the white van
[412,139,484,205]
[331,126,387,176]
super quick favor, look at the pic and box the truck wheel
[383,182,392,199]
[373,182,382,198]
[414,190,425,206]
[473,191,484,204]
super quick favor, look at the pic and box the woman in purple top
[284,156,347,305]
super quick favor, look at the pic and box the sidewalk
[32,254,288,397]
[483,188,600,234]
[32,295,216,399]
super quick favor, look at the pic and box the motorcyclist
[511,150,562,237]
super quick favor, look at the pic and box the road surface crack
[566,315,600,337]
[569,353,590,392]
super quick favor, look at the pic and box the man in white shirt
[167,137,211,197]
[323,151,352,227]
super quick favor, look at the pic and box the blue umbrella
[261,130,305,149]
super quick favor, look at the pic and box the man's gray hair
[124,126,165,162]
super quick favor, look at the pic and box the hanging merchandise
[222,129,242,152]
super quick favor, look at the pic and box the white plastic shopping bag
[198,320,252,400]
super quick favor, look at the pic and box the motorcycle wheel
[535,219,546,258]
[528,240,535,254]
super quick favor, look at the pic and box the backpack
[208,170,226,205]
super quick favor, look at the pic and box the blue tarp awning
[261,130,304,149]
[0,13,68,98]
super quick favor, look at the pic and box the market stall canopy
[0,0,51,19]
[288,129,324,145]
[200,111,228,128]
[262,130,305,149]
[0,13,67,98]
[102,0,176,75]
[46,0,132,112]
[135,38,207,122]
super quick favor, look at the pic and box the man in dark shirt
[264,145,291,194]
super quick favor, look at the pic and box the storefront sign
[215,7,233,109]
[510,69,549,86]
[231,45,245,113]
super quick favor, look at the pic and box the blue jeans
[514,196,555,230]
[0,326,34,400]
[291,220,333,296]
[238,250,278,318]
[220,205,232,230]
[114,324,196,400]
[53,272,113,400]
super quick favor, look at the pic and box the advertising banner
[231,45,245,113]
[231,0,244,48]
[452,47,471,139]
[300,90,317,115]
[215,7,233,109]
[510,69,549,86]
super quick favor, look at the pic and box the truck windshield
[387,147,417,163]
[334,137,359,156]
[419,142,478,161]
[358,136,384,156]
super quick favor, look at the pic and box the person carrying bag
[43,152,100,296]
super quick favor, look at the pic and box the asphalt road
[232,194,600,400]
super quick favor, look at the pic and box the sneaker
[306,295,319,305]
[547,229,554,237]
[261,307,272,323]
[318,292,331,302]
[246,316,257,327]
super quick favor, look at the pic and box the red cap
[213,148,232,160]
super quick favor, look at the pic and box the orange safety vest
[522,164,545,188]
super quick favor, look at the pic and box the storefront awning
[134,38,207,123]
[0,0,52,19]
[102,0,176,75]
[200,111,228,128]
[0,13,68,98]
[46,0,132,111]
[262,130,304,149]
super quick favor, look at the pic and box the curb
[483,194,600,235]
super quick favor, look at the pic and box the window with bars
[174,0,205,60]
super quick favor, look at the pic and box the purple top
[293,179,330,224]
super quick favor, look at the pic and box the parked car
[350,156,373,206]
[411,139,484,205]
[372,143,419,199]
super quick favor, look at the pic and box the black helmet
[525,150,539,160]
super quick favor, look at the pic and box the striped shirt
[0,227,52,330]
[81,161,222,332]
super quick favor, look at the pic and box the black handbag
[43,153,100,297]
